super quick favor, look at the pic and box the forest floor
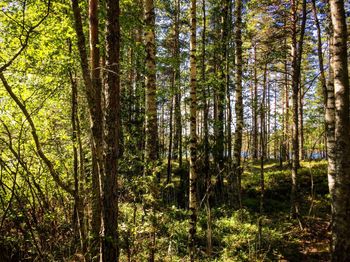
[0,159,332,261]
[118,159,331,261]
[240,160,331,262]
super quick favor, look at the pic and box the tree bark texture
[144,0,158,162]
[329,0,350,260]
[102,0,120,260]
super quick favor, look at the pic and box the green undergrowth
[242,160,329,213]
[117,159,330,261]
[0,159,330,261]
[118,204,287,261]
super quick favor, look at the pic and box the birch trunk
[329,0,350,259]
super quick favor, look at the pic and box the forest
[0,0,349,261]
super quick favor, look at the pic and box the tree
[144,0,158,163]
[252,44,259,160]
[173,0,182,167]
[312,0,336,230]
[88,0,104,255]
[71,0,104,257]
[260,63,268,213]
[329,0,350,260]
[290,0,306,218]
[102,0,121,260]
[189,0,198,260]
[69,62,87,253]
[233,0,243,207]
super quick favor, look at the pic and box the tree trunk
[267,75,270,159]
[280,71,286,166]
[329,0,350,259]
[202,0,209,187]
[160,104,165,159]
[71,1,104,258]
[102,0,120,260]
[144,0,158,163]
[283,47,290,163]
[233,0,243,208]
[290,0,299,215]
[323,12,337,252]
[260,64,267,213]
[274,86,277,159]
[69,69,87,255]
[143,2,159,256]
[167,96,174,184]
[290,0,306,217]
[252,44,258,160]
[225,0,233,162]
[88,0,104,257]
[189,0,197,260]
[173,0,182,167]
[135,0,145,155]
[299,82,305,161]
[311,0,330,166]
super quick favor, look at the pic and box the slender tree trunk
[202,0,209,186]
[102,0,120,260]
[250,65,254,159]
[144,0,158,163]
[260,64,267,213]
[290,0,299,215]
[219,0,228,164]
[290,0,306,217]
[284,47,290,163]
[267,77,270,159]
[167,95,174,184]
[280,71,286,165]
[312,0,336,216]
[214,0,228,194]
[325,17,337,253]
[69,69,87,255]
[88,0,104,257]
[143,1,159,256]
[299,84,305,161]
[136,0,145,155]
[173,0,182,167]
[189,0,197,260]
[329,0,350,259]
[126,47,134,139]
[201,0,212,256]
[226,0,233,162]
[71,1,105,258]
[233,0,243,208]
[311,0,330,167]
[253,44,258,160]
[274,86,277,159]
[75,81,87,256]
[161,104,165,159]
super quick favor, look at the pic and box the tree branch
[0,72,74,196]
[0,0,51,72]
